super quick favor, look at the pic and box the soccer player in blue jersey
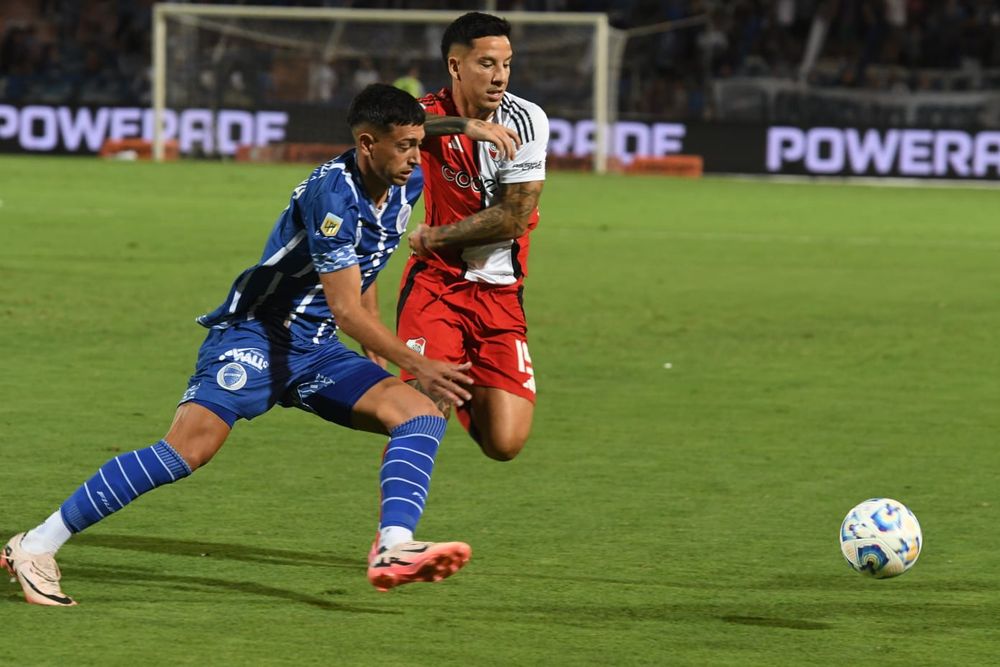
[2,84,519,606]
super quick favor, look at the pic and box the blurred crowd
[0,0,153,105]
[3,0,1000,120]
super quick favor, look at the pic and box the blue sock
[59,440,192,533]
[379,415,447,532]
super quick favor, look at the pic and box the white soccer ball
[839,498,922,578]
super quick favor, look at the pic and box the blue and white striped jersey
[197,149,421,344]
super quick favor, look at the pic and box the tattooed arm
[409,180,544,257]
[423,113,521,159]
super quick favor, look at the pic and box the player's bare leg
[406,380,533,461]
[3,402,229,606]
[464,387,533,461]
[163,402,232,470]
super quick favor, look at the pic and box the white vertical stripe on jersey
[370,193,390,270]
[227,230,306,314]
[283,283,323,328]
[246,272,285,313]
[336,163,359,202]
[312,317,335,345]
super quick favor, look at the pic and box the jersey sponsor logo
[217,363,248,391]
[406,337,426,355]
[320,212,344,237]
[510,160,543,171]
[218,347,269,372]
[441,164,498,196]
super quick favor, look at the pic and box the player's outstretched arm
[319,267,472,407]
[423,113,521,160]
[409,180,544,257]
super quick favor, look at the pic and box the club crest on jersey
[406,337,426,355]
[217,363,248,391]
[320,212,344,237]
[486,143,500,163]
[218,348,269,372]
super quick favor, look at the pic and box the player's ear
[448,54,461,81]
[357,131,377,157]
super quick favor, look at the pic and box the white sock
[21,511,72,555]
[379,526,413,551]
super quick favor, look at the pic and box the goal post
[151,3,615,171]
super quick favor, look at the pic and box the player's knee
[168,440,218,471]
[404,379,451,418]
[396,390,443,424]
[479,434,528,462]
[163,430,227,471]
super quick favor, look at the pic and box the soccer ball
[840,498,922,578]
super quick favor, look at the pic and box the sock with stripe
[378,415,446,550]
[25,440,193,553]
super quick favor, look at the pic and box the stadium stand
[4,0,1000,123]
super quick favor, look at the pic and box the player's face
[450,35,513,115]
[372,123,424,185]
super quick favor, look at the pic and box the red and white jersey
[419,87,548,286]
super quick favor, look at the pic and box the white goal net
[152,3,619,171]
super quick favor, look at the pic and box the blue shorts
[180,320,392,428]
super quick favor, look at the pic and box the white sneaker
[2,533,77,606]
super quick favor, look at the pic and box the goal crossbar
[151,2,611,171]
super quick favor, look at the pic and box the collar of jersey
[343,148,395,215]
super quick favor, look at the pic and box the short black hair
[347,83,424,133]
[440,11,511,63]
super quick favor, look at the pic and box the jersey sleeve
[499,106,548,185]
[302,181,360,274]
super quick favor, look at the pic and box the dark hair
[440,11,511,63]
[347,83,424,132]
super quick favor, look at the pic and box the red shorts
[396,261,536,402]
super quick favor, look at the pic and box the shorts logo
[217,363,248,391]
[218,348,269,372]
[406,337,426,355]
[320,212,344,237]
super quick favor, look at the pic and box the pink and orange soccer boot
[367,540,471,592]
[2,533,77,606]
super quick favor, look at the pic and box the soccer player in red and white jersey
[399,12,548,461]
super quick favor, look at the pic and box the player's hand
[408,224,433,258]
[362,345,388,369]
[464,119,522,160]
[413,359,473,407]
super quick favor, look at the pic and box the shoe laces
[26,553,61,584]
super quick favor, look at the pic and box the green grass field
[2,155,999,665]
